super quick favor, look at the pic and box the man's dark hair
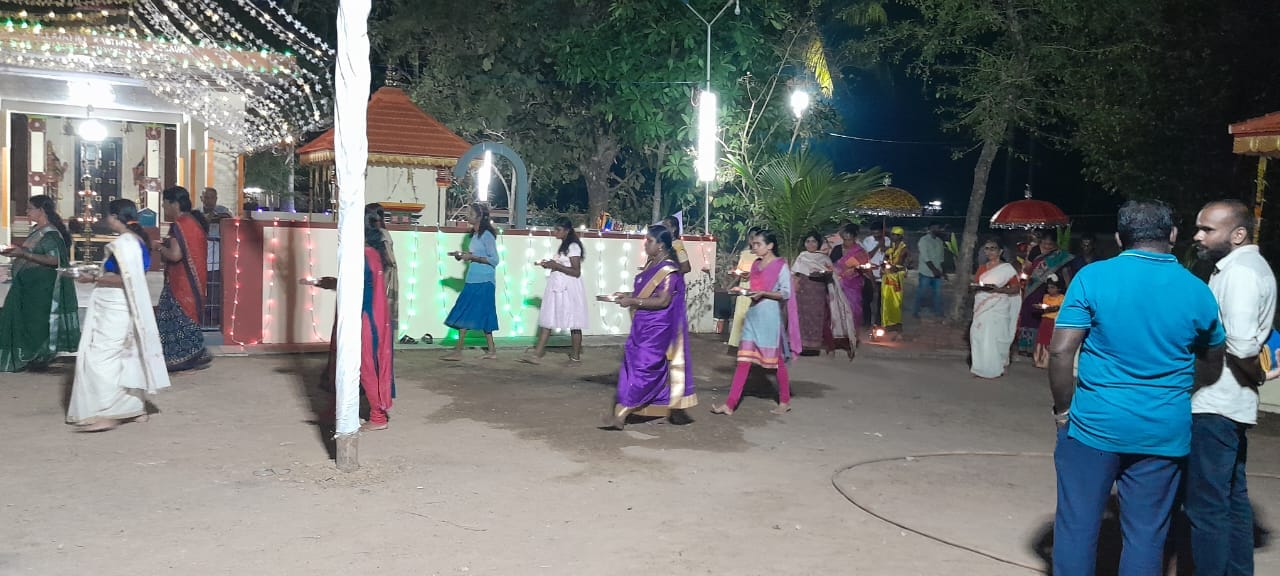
[928,221,943,229]
[1205,199,1255,239]
[1117,200,1175,248]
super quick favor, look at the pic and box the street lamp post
[684,0,739,236]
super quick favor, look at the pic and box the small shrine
[296,87,471,225]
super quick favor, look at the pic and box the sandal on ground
[481,353,498,360]
[710,404,734,416]
[770,403,791,415]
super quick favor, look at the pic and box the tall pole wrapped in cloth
[334,0,371,471]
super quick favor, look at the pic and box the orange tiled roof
[298,87,471,166]
[1229,112,1280,137]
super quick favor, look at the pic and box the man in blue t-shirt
[1047,200,1225,576]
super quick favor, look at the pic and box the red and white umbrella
[989,187,1070,229]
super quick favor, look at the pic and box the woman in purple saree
[605,225,696,429]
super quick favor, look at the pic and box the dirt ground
[2,336,1278,576]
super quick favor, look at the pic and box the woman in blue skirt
[444,204,500,360]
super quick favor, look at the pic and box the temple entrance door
[74,137,122,234]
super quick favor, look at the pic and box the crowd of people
[4,186,1279,573]
[0,187,222,431]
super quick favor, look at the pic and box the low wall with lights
[220,217,719,346]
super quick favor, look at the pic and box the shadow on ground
[1028,497,1274,575]
[394,335,828,462]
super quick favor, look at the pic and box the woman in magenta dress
[832,223,870,350]
[604,225,696,430]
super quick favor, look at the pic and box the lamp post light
[788,89,810,153]
[683,0,740,235]
[476,149,494,203]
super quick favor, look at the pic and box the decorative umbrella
[851,177,924,218]
[989,186,1070,229]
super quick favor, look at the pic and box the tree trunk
[582,132,619,227]
[651,142,669,223]
[949,136,1003,322]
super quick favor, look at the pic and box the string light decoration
[262,219,280,343]
[225,217,258,346]
[402,225,421,338]
[0,0,332,151]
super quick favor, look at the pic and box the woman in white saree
[67,199,170,432]
[969,239,1022,379]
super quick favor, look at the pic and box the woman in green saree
[0,195,80,371]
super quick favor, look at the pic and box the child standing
[1033,274,1064,369]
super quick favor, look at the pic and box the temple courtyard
[2,335,1278,575]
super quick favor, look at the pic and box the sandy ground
[2,336,1279,576]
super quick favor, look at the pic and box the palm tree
[730,151,885,257]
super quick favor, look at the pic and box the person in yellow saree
[727,228,762,348]
[67,199,169,432]
[0,195,80,371]
[880,226,909,336]
[605,225,696,430]
[969,239,1022,379]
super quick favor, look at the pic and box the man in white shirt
[860,227,889,332]
[1188,199,1277,575]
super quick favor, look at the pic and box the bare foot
[441,351,463,362]
[518,354,541,365]
[75,419,119,433]
[771,403,791,415]
[481,352,498,360]
[360,422,389,431]
[710,404,734,416]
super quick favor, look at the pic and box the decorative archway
[453,143,529,229]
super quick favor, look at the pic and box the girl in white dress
[523,218,588,364]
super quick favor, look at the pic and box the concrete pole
[333,0,371,472]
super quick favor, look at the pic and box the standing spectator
[913,222,947,318]
[1187,199,1276,575]
[200,187,233,223]
[1047,200,1225,575]
[860,226,889,333]
[199,187,231,327]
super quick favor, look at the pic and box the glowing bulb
[696,90,718,182]
[476,149,493,203]
[77,119,107,142]
[790,89,810,120]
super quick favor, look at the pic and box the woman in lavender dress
[604,225,696,430]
